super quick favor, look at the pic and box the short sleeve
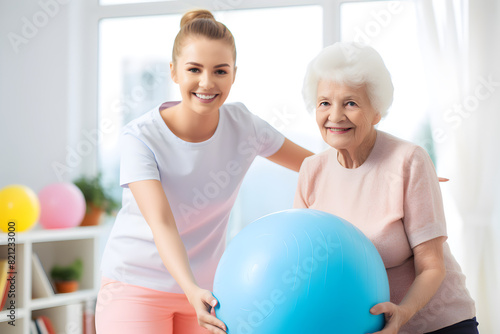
[119,132,160,188]
[403,146,447,248]
[245,106,285,158]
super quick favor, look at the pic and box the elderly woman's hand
[369,302,412,334]
[369,237,447,333]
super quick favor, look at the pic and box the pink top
[294,131,475,333]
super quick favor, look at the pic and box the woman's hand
[369,302,412,334]
[369,237,446,334]
[186,287,227,334]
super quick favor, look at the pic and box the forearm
[398,266,446,324]
[266,138,314,172]
[150,221,199,298]
[129,180,200,299]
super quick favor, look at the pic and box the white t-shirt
[100,101,285,293]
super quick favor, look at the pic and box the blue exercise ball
[213,209,389,334]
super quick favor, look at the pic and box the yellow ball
[0,185,40,233]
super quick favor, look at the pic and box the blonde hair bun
[173,8,236,65]
[180,9,216,28]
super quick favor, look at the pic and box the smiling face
[316,80,381,153]
[170,37,236,115]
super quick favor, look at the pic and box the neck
[337,129,377,169]
[161,102,219,142]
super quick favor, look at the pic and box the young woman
[95,9,312,334]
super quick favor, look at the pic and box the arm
[369,236,446,334]
[267,138,443,180]
[129,179,227,334]
[293,157,310,209]
[265,138,314,172]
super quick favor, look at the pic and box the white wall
[1,0,69,191]
[0,0,95,192]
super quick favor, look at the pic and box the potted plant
[74,173,119,226]
[50,258,83,293]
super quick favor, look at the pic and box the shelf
[30,289,98,310]
[0,308,26,322]
[0,223,108,333]
[0,224,110,245]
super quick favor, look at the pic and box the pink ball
[38,183,86,229]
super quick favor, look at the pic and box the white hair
[302,42,394,117]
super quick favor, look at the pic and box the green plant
[50,259,83,282]
[74,173,119,215]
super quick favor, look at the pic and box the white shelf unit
[0,225,110,334]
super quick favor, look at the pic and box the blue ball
[213,209,389,334]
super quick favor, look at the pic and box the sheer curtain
[415,0,500,331]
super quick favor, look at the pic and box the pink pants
[95,277,210,334]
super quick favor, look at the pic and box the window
[99,14,180,200]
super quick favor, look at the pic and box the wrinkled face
[316,80,381,151]
[170,37,236,115]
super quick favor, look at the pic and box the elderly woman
[294,42,477,334]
